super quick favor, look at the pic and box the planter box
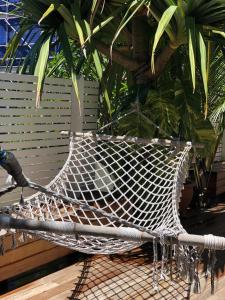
[207,161,225,197]
[0,232,73,282]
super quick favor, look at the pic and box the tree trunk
[131,15,150,85]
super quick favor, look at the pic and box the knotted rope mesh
[5,133,191,254]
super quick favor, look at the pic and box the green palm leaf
[186,17,197,92]
[38,3,55,24]
[198,31,208,116]
[34,35,51,108]
[151,5,177,73]
[57,23,81,107]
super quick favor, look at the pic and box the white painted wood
[0,73,36,81]
[0,90,72,101]
[84,80,99,88]
[41,93,72,101]
[2,139,69,151]
[0,73,99,207]
[0,124,70,133]
[11,146,69,158]
[42,85,71,94]
[83,116,98,122]
[0,108,71,117]
[43,77,72,86]
[0,82,36,91]
[70,77,84,133]
[83,100,98,109]
[0,116,71,124]
[0,132,69,142]
[84,87,99,96]
[84,93,99,99]
[15,153,68,166]
[83,108,98,116]
[0,99,71,108]
[83,123,98,130]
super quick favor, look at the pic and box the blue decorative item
[0,0,39,68]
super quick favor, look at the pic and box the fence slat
[0,82,36,91]
[84,80,99,88]
[0,73,36,82]
[0,108,71,116]
[15,153,68,166]
[0,116,71,124]
[83,87,99,95]
[44,77,72,86]
[0,91,72,101]
[0,73,99,207]
[2,139,69,151]
[11,146,69,158]
[0,124,70,133]
[0,132,68,142]
[0,99,71,108]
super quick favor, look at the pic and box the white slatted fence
[0,73,99,206]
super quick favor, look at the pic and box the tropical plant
[2,0,225,113]
[2,0,225,157]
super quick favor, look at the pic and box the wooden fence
[0,73,99,206]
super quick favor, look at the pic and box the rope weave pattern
[5,133,191,254]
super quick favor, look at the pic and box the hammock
[0,132,191,254]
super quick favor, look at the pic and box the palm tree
[2,0,225,113]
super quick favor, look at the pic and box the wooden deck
[0,254,190,300]
[2,201,225,299]
[0,232,73,282]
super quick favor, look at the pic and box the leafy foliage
[2,0,225,109]
[1,0,225,160]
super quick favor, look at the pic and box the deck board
[0,255,190,299]
[3,201,225,299]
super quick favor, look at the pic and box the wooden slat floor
[0,255,191,300]
[3,201,225,299]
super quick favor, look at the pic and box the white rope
[204,234,225,250]
[1,132,191,254]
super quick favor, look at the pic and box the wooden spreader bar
[0,214,225,251]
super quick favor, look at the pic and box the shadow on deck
[2,200,225,299]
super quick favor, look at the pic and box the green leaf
[85,16,114,43]
[92,49,102,79]
[186,17,196,92]
[83,20,92,42]
[212,30,225,39]
[57,23,81,107]
[198,31,208,116]
[47,56,65,77]
[90,0,100,27]
[151,5,177,73]
[1,20,30,64]
[71,2,85,50]
[56,3,74,28]
[111,0,145,55]
[92,49,111,113]
[38,3,55,24]
[19,31,49,74]
[34,35,51,108]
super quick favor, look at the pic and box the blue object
[0,0,40,66]
[0,149,7,164]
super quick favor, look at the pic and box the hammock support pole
[0,214,225,250]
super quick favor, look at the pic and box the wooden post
[221,130,225,161]
[1,214,225,250]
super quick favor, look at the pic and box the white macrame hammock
[1,132,192,254]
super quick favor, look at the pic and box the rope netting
[1,132,191,254]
